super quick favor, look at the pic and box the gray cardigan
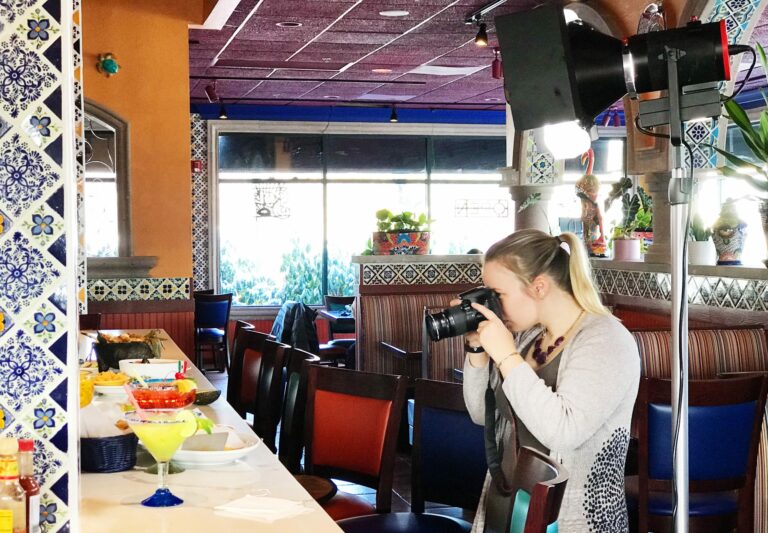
[463,313,641,532]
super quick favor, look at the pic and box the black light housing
[218,105,228,119]
[494,3,729,131]
[389,105,398,123]
[475,22,488,47]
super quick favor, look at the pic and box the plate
[93,384,128,397]
[173,433,261,466]
[119,358,181,380]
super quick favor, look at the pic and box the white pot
[613,239,642,261]
[688,239,716,265]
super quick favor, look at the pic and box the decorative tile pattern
[87,277,191,301]
[525,133,558,184]
[593,267,768,311]
[73,0,86,314]
[0,1,75,529]
[191,114,210,291]
[361,262,482,286]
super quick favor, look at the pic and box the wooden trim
[88,299,194,313]
[359,283,478,295]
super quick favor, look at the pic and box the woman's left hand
[471,302,518,365]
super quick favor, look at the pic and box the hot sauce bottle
[16,441,38,533]
[0,437,26,533]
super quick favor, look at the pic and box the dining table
[79,329,342,532]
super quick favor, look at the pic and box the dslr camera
[425,286,502,341]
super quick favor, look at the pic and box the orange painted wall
[83,1,206,278]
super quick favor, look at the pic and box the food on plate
[80,371,94,407]
[93,371,131,386]
[114,419,129,431]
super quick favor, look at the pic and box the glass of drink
[127,379,196,410]
[124,410,197,507]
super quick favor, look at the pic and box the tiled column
[0,1,79,531]
[641,171,672,264]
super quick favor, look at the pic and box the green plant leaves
[373,209,431,232]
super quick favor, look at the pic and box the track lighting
[475,22,488,47]
[389,105,398,123]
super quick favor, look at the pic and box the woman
[462,229,640,532]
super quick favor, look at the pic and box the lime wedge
[176,410,197,438]
[196,416,214,435]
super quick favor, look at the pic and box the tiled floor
[203,370,476,523]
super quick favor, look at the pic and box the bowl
[94,341,155,372]
[173,433,260,466]
[193,389,221,405]
[119,358,180,380]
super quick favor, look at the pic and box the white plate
[93,384,128,397]
[119,358,181,380]
[173,433,261,466]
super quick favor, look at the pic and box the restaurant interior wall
[82,0,206,279]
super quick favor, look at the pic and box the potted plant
[688,213,715,265]
[370,209,431,255]
[713,44,768,267]
[607,188,643,261]
[631,186,653,249]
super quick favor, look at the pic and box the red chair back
[232,328,271,417]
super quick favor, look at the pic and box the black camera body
[425,286,503,341]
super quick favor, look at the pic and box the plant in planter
[688,213,715,265]
[370,209,432,255]
[713,43,768,267]
[607,187,652,261]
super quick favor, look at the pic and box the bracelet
[464,343,485,353]
[495,352,520,370]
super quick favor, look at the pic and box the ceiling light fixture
[218,105,228,120]
[474,22,488,47]
[483,97,501,102]
[204,81,219,103]
[323,95,340,100]
[379,10,409,17]
[372,68,393,73]
[276,21,302,27]
[389,105,398,123]
[491,47,502,79]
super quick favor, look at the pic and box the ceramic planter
[613,239,642,261]
[632,230,653,249]
[688,240,716,265]
[713,201,747,265]
[372,231,430,255]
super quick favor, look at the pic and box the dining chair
[193,292,232,372]
[506,447,569,533]
[278,347,321,474]
[304,365,406,521]
[323,295,356,344]
[337,378,486,533]
[251,338,290,452]
[629,375,768,533]
[226,321,262,415]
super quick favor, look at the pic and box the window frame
[208,120,506,313]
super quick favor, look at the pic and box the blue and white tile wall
[191,113,210,292]
[0,0,78,531]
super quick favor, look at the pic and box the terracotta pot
[688,240,715,266]
[613,239,642,261]
[372,231,430,255]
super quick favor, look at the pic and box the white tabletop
[79,329,342,532]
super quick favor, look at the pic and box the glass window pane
[218,133,322,179]
[326,183,427,295]
[428,184,515,254]
[431,136,505,180]
[326,135,426,180]
[84,177,118,257]
[218,182,324,306]
[563,138,625,181]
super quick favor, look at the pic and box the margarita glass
[127,380,196,410]
[125,410,197,507]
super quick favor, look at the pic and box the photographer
[460,229,640,533]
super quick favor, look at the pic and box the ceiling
[188,1,768,112]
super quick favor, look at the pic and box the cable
[723,44,756,103]
[670,139,694,527]
[634,115,670,139]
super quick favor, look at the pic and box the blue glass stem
[141,461,183,507]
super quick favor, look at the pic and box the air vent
[215,59,348,71]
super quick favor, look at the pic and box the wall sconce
[96,53,120,77]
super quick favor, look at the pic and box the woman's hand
[472,302,518,366]
[452,298,487,367]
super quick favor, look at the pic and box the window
[212,124,510,307]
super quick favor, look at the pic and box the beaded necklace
[531,310,585,366]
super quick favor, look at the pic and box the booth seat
[630,327,768,532]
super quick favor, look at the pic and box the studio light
[389,105,398,123]
[491,48,502,79]
[475,22,488,47]
[540,121,592,159]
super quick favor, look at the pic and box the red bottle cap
[17,439,34,452]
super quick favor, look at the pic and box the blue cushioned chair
[630,375,768,533]
[338,379,487,533]
[193,292,232,372]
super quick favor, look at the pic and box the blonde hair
[485,229,609,316]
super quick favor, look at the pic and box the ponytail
[485,229,610,316]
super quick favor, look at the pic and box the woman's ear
[529,275,550,299]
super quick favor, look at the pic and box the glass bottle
[0,438,26,533]
[16,441,38,533]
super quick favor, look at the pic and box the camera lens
[425,305,483,341]
[425,311,451,341]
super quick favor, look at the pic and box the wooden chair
[304,366,406,521]
[323,295,355,343]
[78,313,102,330]
[193,292,232,372]
[337,379,486,533]
[278,347,321,474]
[225,321,261,415]
[507,447,569,533]
[251,339,289,452]
[630,375,768,533]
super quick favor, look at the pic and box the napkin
[214,495,313,523]
[79,402,132,438]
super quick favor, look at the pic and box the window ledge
[87,256,158,279]
[590,258,768,281]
